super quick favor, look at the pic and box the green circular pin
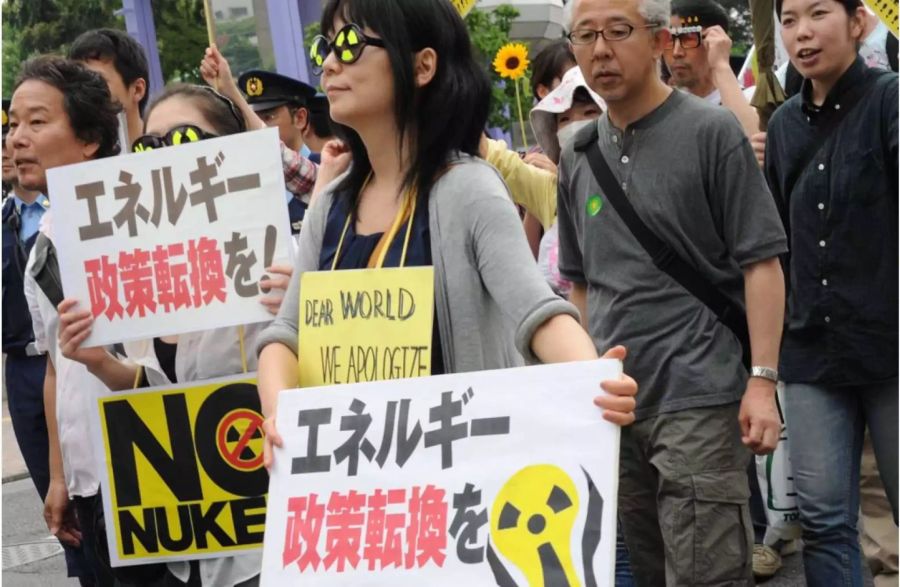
[586,194,603,216]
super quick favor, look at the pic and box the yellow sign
[96,376,266,565]
[297,267,435,388]
[863,0,898,38]
[451,0,477,17]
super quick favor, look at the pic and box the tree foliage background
[304,5,522,132]
[2,0,213,92]
[1,0,753,129]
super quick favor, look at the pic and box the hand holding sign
[259,264,293,315]
[57,298,112,372]
[595,345,637,426]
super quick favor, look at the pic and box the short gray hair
[567,0,671,31]
[639,0,672,29]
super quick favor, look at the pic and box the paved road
[2,477,79,585]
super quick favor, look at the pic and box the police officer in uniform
[1,99,90,583]
[237,70,316,236]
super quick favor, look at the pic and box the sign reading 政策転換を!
[262,360,622,586]
[48,127,292,346]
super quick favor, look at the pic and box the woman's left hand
[259,264,293,315]
[594,345,637,426]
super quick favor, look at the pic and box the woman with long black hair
[255,0,638,462]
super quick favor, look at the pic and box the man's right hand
[57,298,110,370]
[44,480,82,547]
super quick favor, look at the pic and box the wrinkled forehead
[9,80,66,121]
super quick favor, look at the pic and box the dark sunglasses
[309,23,386,75]
[132,124,219,153]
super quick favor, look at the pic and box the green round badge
[586,194,603,216]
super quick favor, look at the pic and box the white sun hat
[529,65,605,162]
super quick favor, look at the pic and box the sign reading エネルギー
[298,267,435,388]
[47,127,292,346]
[92,375,267,566]
[262,361,622,586]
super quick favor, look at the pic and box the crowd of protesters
[2,0,896,585]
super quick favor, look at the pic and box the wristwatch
[750,366,778,383]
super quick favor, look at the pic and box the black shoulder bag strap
[574,125,751,368]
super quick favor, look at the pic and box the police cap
[237,69,316,112]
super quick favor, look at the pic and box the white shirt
[24,211,106,497]
[703,88,722,105]
[859,21,892,72]
[127,323,267,587]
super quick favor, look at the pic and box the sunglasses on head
[665,27,703,50]
[309,23,386,75]
[132,124,218,153]
[199,85,247,132]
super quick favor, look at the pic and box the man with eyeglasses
[7,55,165,586]
[663,0,760,136]
[557,0,789,583]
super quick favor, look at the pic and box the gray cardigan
[255,154,579,373]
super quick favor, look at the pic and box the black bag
[30,232,64,308]
[573,125,751,368]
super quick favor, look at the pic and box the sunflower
[493,43,530,80]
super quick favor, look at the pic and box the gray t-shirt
[557,90,787,420]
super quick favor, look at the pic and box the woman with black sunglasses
[57,84,280,587]
[255,0,639,465]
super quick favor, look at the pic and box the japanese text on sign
[262,361,623,586]
[47,128,292,346]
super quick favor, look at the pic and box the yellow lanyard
[237,325,248,374]
[330,177,418,271]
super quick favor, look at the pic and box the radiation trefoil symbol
[487,465,605,587]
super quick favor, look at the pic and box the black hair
[530,39,576,100]
[775,0,862,16]
[308,99,335,139]
[13,56,121,158]
[68,28,151,115]
[672,0,730,33]
[143,84,246,136]
[321,0,491,202]
[571,87,595,106]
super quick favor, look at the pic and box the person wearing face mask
[528,66,606,297]
[479,66,605,234]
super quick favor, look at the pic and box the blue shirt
[319,191,444,375]
[12,193,49,243]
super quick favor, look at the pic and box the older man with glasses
[557,0,789,584]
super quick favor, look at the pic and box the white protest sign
[47,127,292,346]
[262,360,622,587]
